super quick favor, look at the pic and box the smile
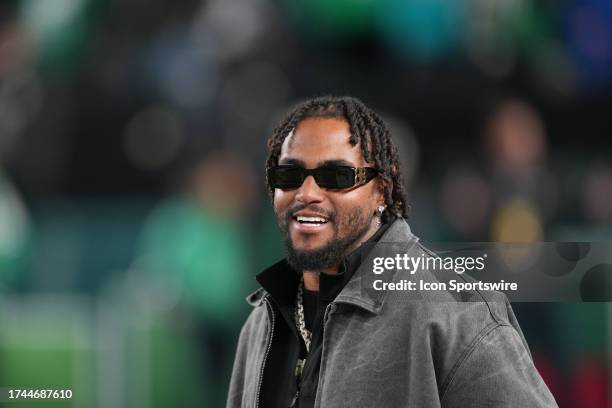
[291,214,331,234]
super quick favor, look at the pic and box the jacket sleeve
[226,321,250,408]
[440,324,558,408]
[226,301,270,408]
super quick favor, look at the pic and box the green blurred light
[506,1,555,54]
[375,0,465,61]
[281,0,377,41]
[0,173,31,287]
[139,198,252,324]
[19,0,98,74]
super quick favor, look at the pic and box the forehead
[278,117,367,167]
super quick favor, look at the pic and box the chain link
[295,275,312,353]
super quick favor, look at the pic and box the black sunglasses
[268,165,379,190]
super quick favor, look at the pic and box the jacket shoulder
[408,241,517,326]
[245,287,267,306]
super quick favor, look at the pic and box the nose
[295,175,324,204]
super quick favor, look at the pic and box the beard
[278,204,373,272]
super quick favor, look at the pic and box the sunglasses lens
[316,167,354,189]
[269,166,364,189]
[269,167,303,188]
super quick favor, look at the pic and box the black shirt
[301,289,318,333]
[256,222,390,408]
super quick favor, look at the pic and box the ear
[381,173,393,197]
[373,177,387,208]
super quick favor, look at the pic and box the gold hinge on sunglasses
[354,167,366,185]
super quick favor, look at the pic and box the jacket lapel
[334,218,420,314]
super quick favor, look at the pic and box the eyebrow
[277,158,356,167]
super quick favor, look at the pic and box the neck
[302,270,326,291]
[302,218,382,292]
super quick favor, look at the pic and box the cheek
[333,197,371,225]
[340,186,380,214]
[369,181,385,205]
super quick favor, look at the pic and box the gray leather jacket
[227,219,558,407]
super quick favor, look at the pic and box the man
[227,96,557,407]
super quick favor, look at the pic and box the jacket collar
[246,287,267,306]
[245,218,419,313]
[334,218,419,314]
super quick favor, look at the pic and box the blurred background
[0,0,610,406]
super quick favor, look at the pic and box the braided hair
[266,95,409,222]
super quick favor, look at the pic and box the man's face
[273,117,384,271]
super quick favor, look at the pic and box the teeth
[296,216,328,223]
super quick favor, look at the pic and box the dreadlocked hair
[266,95,409,222]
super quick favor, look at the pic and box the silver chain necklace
[295,275,312,353]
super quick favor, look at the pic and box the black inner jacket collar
[256,221,391,305]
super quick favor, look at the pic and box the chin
[291,234,333,249]
[292,241,329,253]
